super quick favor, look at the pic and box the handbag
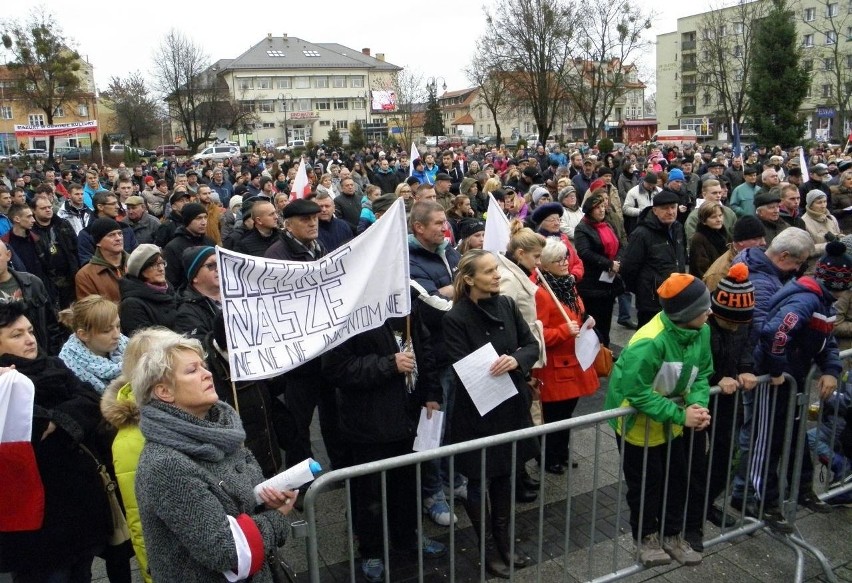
[593,346,614,377]
[267,547,296,583]
[79,444,131,546]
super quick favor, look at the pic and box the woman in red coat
[533,238,600,474]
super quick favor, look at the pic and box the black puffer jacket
[322,317,440,444]
[118,276,178,335]
[620,207,688,314]
[174,287,220,341]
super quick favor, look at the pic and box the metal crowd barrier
[293,369,840,583]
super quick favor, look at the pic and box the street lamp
[427,76,447,153]
[279,93,292,146]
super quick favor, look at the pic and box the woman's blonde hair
[58,295,118,333]
[506,219,545,258]
[483,177,502,195]
[453,249,494,300]
[131,333,205,407]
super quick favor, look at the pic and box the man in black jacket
[233,200,279,257]
[334,177,361,234]
[621,191,688,327]
[174,246,220,341]
[163,203,215,289]
[264,199,348,470]
[30,193,78,308]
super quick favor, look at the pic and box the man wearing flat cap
[264,197,349,473]
[621,190,688,327]
[798,163,832,208]
[754,186,789,245]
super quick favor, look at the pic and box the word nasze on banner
[217,199,410,381]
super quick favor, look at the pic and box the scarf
[696,222,730,256]
[58,333,128,394]
[806,207,829,223]
[145,281,169,293]
[139,400,246,463]
[583,216,619,260]
[539,269,581,315]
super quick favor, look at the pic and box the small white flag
[290,159,311,200]
[482,193,511,254]
[799,147,809,183]
[409,142,420,177]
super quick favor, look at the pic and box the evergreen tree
[745,0,809,147]
[423,86,444,139]
[348,121,366,150]
[326,126,343,150]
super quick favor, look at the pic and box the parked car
[53,146,81,161]
[110,144,126,153]
[135,147,157,158]
[155,144,189,157]
[193,145,240,161]
[11,148,48,160]
[287,139,306,149]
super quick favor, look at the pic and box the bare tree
[103,71,163,146]
[152,29,255,153]
[559,0,652,142]
[644,91,657,118]
[481,0,577,144]
[373,68,425,149]
[695,1,767,132]
[465,44,513,147]
[1,7,84,157]
[796,0,852,142]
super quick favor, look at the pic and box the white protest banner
[482,193,511,254]
[218,198,410,381]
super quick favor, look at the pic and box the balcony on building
[681,83,697,95]
[682,105,697,115]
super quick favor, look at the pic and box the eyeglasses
[149,260,167,269]
[202,261,218,271]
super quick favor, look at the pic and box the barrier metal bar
[815,348,852,503]
[301,372,838,583]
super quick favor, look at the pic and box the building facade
[0,60,99,155]
[216,34,401,148]
[656,0,852,142]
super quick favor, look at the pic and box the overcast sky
[2,0,717,99]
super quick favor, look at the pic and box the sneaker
[361,558,384,583]
[683,529,704,553]
[662,534,702,566]
[798,489,832,514]
[420,536,448,559]
[761,505,794,534]
[450,481,468,502]
[423,493,457,526]
[637,533,671,567]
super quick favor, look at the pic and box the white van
[650,130,698,147]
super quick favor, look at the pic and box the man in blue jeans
[408,201,467,526]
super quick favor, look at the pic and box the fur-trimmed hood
[100,379,140,429]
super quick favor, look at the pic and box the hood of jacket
[100,380,139,429]
[408,233,449,256]
[738,246,783,280]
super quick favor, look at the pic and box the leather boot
[490,480,529,569]
[464,498,510,579]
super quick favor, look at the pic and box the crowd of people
[1,137,851,582]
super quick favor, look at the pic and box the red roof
[451,113,475,125]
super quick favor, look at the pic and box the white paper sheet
[253,458,317,503]
[452,342,518,416]
[575,319,601,371]
[599,270,615,283]
[412,408,444,451]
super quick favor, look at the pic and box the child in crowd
[604,273,712,567]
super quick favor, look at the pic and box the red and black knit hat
[711,264,755,323]
[815,241,852,291]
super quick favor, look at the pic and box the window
[314,76,328,89]
[237,78,253,90]
[828,2,839,16]
[239,101,255,113]
[277,77,292,89]
[804,59,814,71]
[804,7,816,21]
[333,99,348,110]
[733,21,744,33]
[77,104,88,116]
[336,120,348,129]
[350,76,364,88]
[332,76,346,88]
[292,128,307,140]
[302,50,320,57]
[28,114,45,126]
[734,45,743,57]
[53,106,65,117]
[294,76,310,89]
[352,98,366,110]
[257,78,271,90]
[295,99,311,111]
[848,54,852,68]
[719,24,727,36]
[823,84,833,97]
[319,120,331,127]
[806,84,813,97]
[315,100,330,110]
[259,100,274,113]
[847,25,852,40]
[0,106,11,119]
[735,70,744,81]
[703,92,712,106]
[262,122,275,129]
[826,31,837,44]
[804,33,815,47]
[266,50,285,57]
[825,57,836,70]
